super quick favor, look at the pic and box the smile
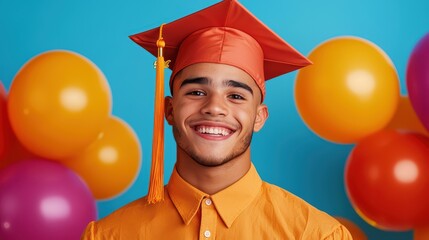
[195,126,233,136]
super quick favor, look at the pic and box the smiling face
[165,63,268,168]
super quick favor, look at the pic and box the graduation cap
[130,0,311,204]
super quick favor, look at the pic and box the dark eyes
[186,90,206,96]
[185,91,246,101]
[228,94,245,100]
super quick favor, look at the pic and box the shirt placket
[199,197,217,240]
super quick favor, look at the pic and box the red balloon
[0,81,35,169]
[0,81,7,159]
[345,130,429,231]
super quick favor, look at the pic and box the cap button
[156,39,165,48]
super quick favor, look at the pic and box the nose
[200,93,228,117]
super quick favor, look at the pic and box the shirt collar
[167,164,262,228]
[167,167,206,225]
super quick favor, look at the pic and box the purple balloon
[407,33,429,131]
[0,159,97,240]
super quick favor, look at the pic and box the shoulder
[81,196,150,239]
[82,189,178,239]
[97,192,176,226]
[259,181,321,212]
[259,182,351,239]
[260,182,330,215]
[93,196,154,232]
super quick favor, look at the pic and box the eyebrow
[180,77,209,88]
[180,77,253,95]
[224,80,253,95]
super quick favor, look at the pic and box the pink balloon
[0,159,97,240]
[407,33,429,131]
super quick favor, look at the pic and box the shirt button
[204,230,211,238]
[205,198,212,206]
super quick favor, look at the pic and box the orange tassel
[147,24,167,204]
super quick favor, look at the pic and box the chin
[194,158,230,168]
[191,151,237,168]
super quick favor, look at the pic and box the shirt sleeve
[81,221,95,240]
[324,225,354,240]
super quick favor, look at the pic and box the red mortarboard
[130,0,311,203]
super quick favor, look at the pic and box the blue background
[1,0,428,239]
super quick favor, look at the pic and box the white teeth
[197,126,231,136]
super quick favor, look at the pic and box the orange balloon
[295,36,399,143]
[64,116,141,200]
[386,95,428,135]
[335,217,368,240]
[414,226,429,240]
[8,50,111,159]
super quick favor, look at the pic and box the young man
[82,0,352,239]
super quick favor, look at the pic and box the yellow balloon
[8,50,111,159]
[386,95,428,135]
[64,116,141,200]
[295,36,399,143]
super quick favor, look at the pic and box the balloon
[8,50,111,160]
[0,128,36,170]
[407,33,429,132]
[64,116,141,200]
[295,36,399,143]
[345,130,429,230]
[414,226,429,240]
[0,159,97,240]
[335,217,367,240]
[386,95,428,136]
[0,81,7,159]
[0,82,34,169]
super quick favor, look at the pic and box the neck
[175,148,251,195]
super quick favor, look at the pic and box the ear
[253,104,269,132]
[164,96,174,125]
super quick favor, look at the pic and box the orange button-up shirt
[82,165,352,239]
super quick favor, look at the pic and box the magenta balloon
[0,159,97,240]
[407,33,429,131]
